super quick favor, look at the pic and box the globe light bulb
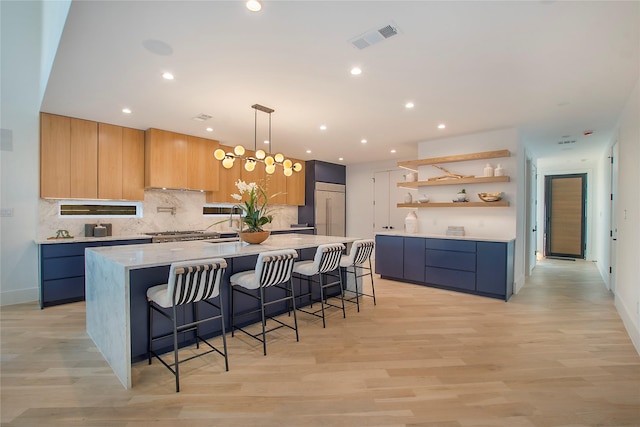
[234,145,245,156]
[264,156,275,166]
[255,149,266,160]
[222,157,234,169]
[213,148,226,160]
[265,164,276,174]
[244,159,256,172]
[274,153,284,163]
[293,162,302,172]
[282,159,293,169]
[284,168,293,177]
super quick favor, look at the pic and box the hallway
[1,259,639,426]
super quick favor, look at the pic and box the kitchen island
[85,233,359,389]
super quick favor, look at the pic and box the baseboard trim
[0,287,39,306]
[616,297,640,356]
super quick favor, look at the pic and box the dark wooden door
[544,174,586,259]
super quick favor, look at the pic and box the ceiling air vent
[192,113,212,122]
[349,21,400,50]
[557,140,576,145]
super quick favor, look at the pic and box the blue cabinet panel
[425,239,476,253]
[477,241,513,299]
[41,241,101,258]
[101,239,151,246]
[404,237,426,282]
[425,266,476,291]
[42,277,85,303]
[375,235,404,279]
[425,249,476,272]
[42,256,85,280]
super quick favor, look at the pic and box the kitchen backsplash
[37,189,299,240]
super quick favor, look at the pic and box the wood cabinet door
[187,136,219,191]
[145,128,188,189]
[207,144,242,203]
[286,158,305,205]
[266,168,287,205]
[122,128,145,200]
[40,113,71,198]
[98,123,123,199]
[69,118,98,199]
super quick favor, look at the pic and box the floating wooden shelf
[398,175,510,188]
[398,149,510,171]
[398,201,510,208]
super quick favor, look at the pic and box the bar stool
[230,249,299,356]
[293,243,346,328]
[340,239,376,312]
[147,258,228,392]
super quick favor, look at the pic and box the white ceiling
[42,1,639,168]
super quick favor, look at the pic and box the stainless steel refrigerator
[314,182,346,236]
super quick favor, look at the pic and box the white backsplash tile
[38,189,299,240]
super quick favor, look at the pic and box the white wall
[612,77,640,353]
[0,1,70,305]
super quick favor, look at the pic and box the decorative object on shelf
[404,211,418,234]
[416,195,430,203]
[478,192,503,202]
[428,164,474,181]
[446,226,465,236]
[404,192,413,203]
[456,188,467,202]
[404,172,417,182]
[238,230,271,244]
[48,229,73,240]
[494,164,504,177]
[213,104,302,176]
[483,163,494,177]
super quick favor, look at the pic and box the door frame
[544,173,587,259]
[609,142,618,294]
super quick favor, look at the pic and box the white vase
[404,192,413,203]
[494,164,504,176]
[483,163,494,177]
[405,211,418,234]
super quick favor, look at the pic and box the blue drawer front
[425,266,476,291]
[425,239,476,253]
[41,242,101,258]
[425,249,476,272]
[42,256,85,280]
[42,277,85,302]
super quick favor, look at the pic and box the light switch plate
[1,208,14,217]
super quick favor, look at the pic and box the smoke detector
[349,21,401,50]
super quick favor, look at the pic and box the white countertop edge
[375,231,515,243]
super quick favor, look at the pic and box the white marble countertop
[376,231,515,243]
[86,233,358,270]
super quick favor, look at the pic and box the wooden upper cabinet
[122,128,145,200]
[146,128,218,191]
[98,123,123,199]
[41,113,98,199]
[265,168,287,205]
[286,158,305,206]
[187,135,219,192]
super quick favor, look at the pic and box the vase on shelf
[404,192,413,203]
[483,163,494,177]
[494,164,504,176]
[238,230,271,244]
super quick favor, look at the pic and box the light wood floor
[2,259,639,426]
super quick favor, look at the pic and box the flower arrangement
[231,180,276,232]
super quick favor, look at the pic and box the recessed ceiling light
[438,124,446,129]
[264,140,269,144]
[306,149,312,154]
[122,108,132,114]
[339,157,344,161]
[246,0,262,12]
[390,149,397,153]
[405,102,414,109]
[162,72,174,80]
[361,139,367,144]
[319,125,327,130]
[350,67,362,76]
[206,127,213,132]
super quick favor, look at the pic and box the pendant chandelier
[213,104,302,176]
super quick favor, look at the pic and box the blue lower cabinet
[39,238,152,308]
[375,235,404,280]
[425,266,476,291]
[403,237,426,282]
[476,241,514,300]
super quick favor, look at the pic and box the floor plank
[1,259,639,426]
